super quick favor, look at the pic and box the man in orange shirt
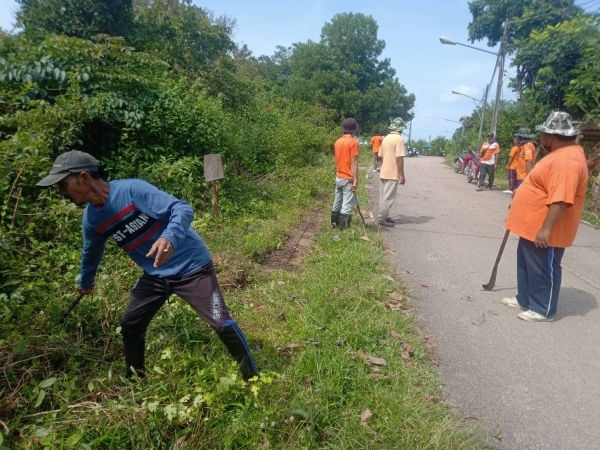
[515,128,536,189]
[331,118,359,229]
[370,130,383,171]
[476,133,500,191]
[505,137,520,193]
[502,112,588,322]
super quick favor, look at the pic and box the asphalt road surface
[369,156,600,450]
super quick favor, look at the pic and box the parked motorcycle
[463,152,479,183]
[453,153,467,173]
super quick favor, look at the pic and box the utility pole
[407,117,412,147]
[477,84,490,146]
[491,20,509,136]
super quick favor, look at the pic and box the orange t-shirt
[505,145,589,248]
[516,142,535,180]
[480,141,500,164]
[508,146,519,170]
[335,135,359,180]
[370,135,383,153]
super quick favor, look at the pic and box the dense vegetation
[0,2,479,449]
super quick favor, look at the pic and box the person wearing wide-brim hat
[331,118,360,229]
[502,112,588,322]
[377,117,407,226]
[513,127,537,189]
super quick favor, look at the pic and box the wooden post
[204,154,224,217]
[211,180,220,217]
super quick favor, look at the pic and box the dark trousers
[516,238,565,319]
[373,153,379,170]
[508,169,517,191]
[121,261,258,379]
[478,163,495,188]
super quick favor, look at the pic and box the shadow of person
[555,287,598,321]
[391,215,434,225]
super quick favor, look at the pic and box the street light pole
[439,37,499,56]
[477,84,490,146]
[491,20,509,136]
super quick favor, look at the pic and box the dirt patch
[262,207,326,272]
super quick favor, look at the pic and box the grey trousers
[332,177,356,215]
[373,153,379,170]
[379,178,398,219]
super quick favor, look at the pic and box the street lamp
[439,23,509,136]
[446,118,464,137]
[452,87,490,145]
[439,37,499,56]
[452,90,482,104]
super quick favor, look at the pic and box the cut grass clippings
[1,154,479,449]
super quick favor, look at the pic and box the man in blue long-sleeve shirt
[37,150,258,380]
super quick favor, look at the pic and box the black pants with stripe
[120,261,258,380]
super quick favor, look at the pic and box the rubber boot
[123,331,146,379]
[217,320,259,380]
[338,213,352,229]
[331,211,340,228]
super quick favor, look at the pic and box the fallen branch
[21,401,101,419]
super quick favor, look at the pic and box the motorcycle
[453,153,467,173]
[463,152,479,183]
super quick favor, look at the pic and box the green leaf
[82,73,89,81]
[87,382,94,392]
[34,389,46,408]
[39,377,57,388]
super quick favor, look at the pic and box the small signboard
[203,154,224,182]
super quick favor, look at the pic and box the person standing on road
[502,112,588,322]
[370,130,383,171]
[331,118,359,229]
[377,117,406,227]
[476,132,500,191]
[505,137,520,193]
[515,127,536,189]
[36,150,259,380]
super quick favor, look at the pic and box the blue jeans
[332,177,355,215]
[516,238,565,319]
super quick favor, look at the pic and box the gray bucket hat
[389,117,406,132]
[514,127,535,139]
[536,112,580,137]
[36,150,99,187]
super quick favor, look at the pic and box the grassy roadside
[1,153,479,449]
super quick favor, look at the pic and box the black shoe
[379,219,394,227]
[385,217,395,224]
[338,213,352,229]
[331,211,340,228]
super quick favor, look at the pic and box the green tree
[512,16,599,110]
[286,13,415,130]
[468,0,581,47]
[16,0,133,39]
[132,0,234,74]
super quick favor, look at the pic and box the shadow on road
[555,287,598,321]
[391,215,435,225]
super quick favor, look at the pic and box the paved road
[369,156,600,450]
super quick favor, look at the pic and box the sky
[0,0,594,141]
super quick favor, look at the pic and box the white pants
[379,178,398,219]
